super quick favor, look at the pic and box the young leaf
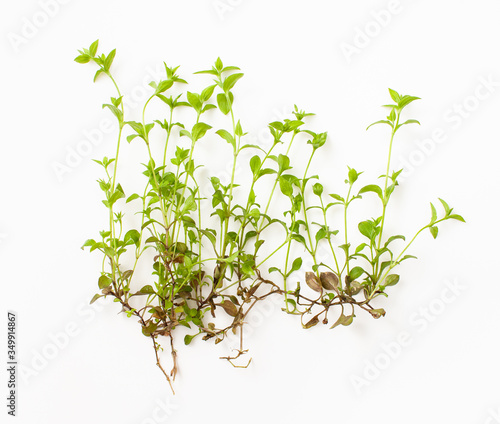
[430,202,437,224]
[192,122,212,141]
[216,129,235,149]
[366,120,392,131]
[217,93,230,115]
[89,40,99,57]
[358,184,383,200]
[250,155,261,176]
[449,214,465,222]
[438,198,451,215]
[388,88,401,103]
[222,73,244,92]
[75,54,90,64]
[291,257,303,272]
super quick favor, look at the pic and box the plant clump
[76,40,464,393]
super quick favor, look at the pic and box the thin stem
[377,110,400,250]
[343,184,353,275]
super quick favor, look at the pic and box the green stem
[221,109,238,257]
[301,151,318,269]
[343,184,353,275]
[162,108,174,171]
[377,110,400,251]
[320,197,340,276]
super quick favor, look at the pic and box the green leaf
[124,229,140,247]
[98,275,112,289]
[142,322,158,337]
[102,103,123,122]
[104,48,116,71]
[93,69,104,82]
[187,91,202,112]
[277,154,291,175]
[235,120,243,137]
[137,285,155,295]
[126,193,140,203]
[89,40,99,57]
[81,239,96,250]
[400,255,417,262]
[449,214,465,223]
[201,84,216,102]
[215,129,235,149]
[184,334,197,345]
[222,73,244,92]
[430,202,437,224]
[438,198,451,214]
[383,274,400,287]
[250,155,261,176]
[388,88,401,103]
[359,184,383,199]
[315,228,327,243]
[192,122,212,141]
[400,119,420,126]
[258,168,276,178]
[429,226,438,239]
[366,120,392,130]
[388,108,396,122]
[74,54,90,64]
[279,176,293,197]
[384,235,405,247]
[329,193,345,203]
[355,243,367,254]
[291,257,303,272]
[217,93,230,115]
[358,220,375,240]
[398,95,420,109]
[349,266,364,280]
[181,195,197,214]
[155,79,174,94]
[348,167,359,185]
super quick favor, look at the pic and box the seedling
[76,41,464,393]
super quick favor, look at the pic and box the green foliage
[76,44,464,393]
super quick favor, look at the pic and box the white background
[1,0,500,423]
